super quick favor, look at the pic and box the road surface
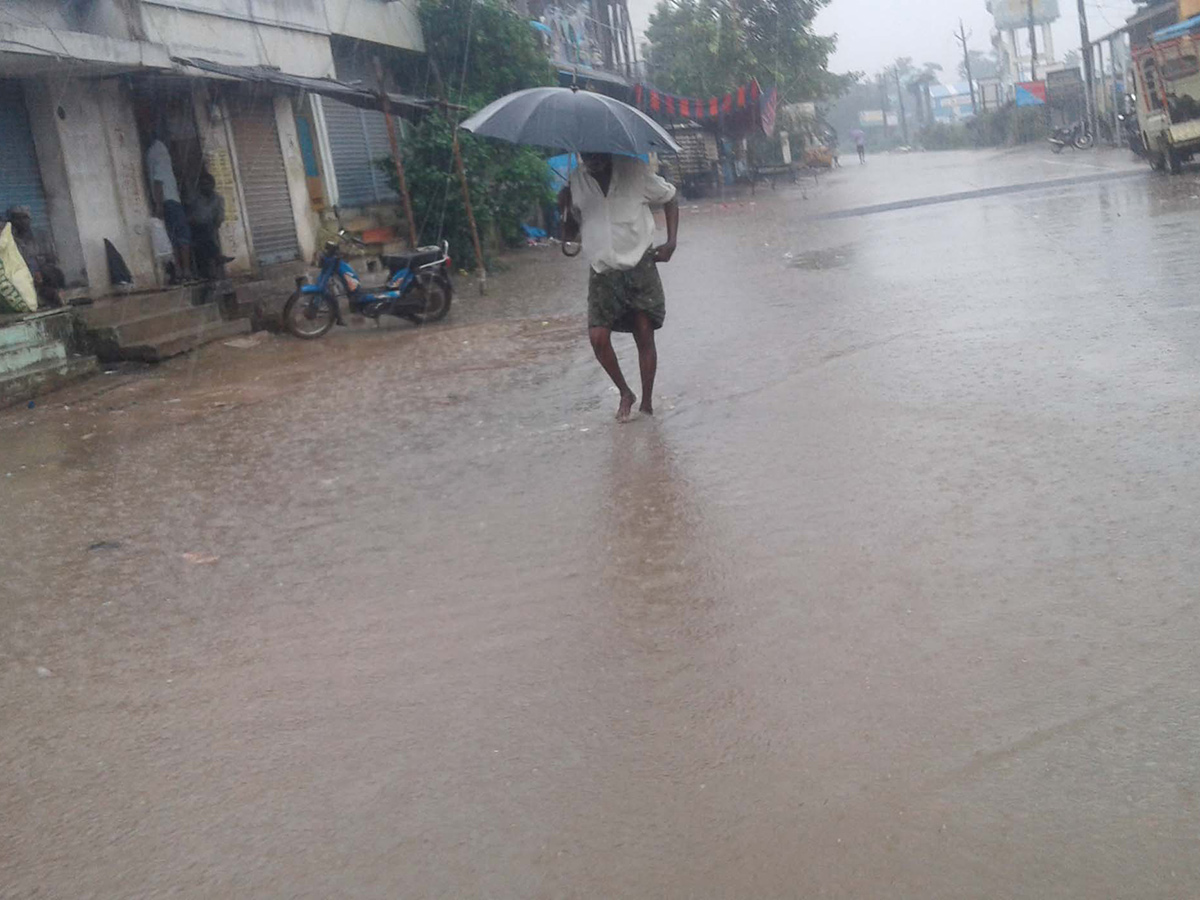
[4,147,1200,898]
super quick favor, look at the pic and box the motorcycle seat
[382,247,443,273]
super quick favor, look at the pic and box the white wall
[40,77,156,295]
[325,0,424,52]
[190,83,255,277]
[0,0,140,39]
[139,0,335,78]
[274,94,320,264]
[23,80,88,289]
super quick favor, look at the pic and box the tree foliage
[418,0,554,106]
[645,0,850,102]
[379,0,556,270]
[381,114,553,270]
[959,49,999,81]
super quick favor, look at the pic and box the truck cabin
[1147,15,1200,122]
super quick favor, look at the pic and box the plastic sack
[0,222,38,314]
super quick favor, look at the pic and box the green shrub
[380,114,553,270]
[377,0,557,270]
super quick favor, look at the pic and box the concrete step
[0,310,77,353]
[79,280,233,328]
[0,355,97,409]
[108,303,224,347]
[0,340,68,374]
[120,317,251,363]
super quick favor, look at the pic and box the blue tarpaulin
[1153,14,1200,43]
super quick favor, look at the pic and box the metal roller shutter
[229,95,300,266]
[0,80,50,233]
[321,96,397,207]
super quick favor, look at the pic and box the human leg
[163,200,195,280]
[589,326,637,422]
[630,311,657,415]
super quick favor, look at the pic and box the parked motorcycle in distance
[282,231,453,340]
[1120,111,1147,157]
[1048,121,1095,153]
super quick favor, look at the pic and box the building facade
[0,0,425,302]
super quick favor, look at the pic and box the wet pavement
[5,147,1200,898]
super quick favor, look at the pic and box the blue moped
[283,231,452,339]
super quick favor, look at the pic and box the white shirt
[569,157,676,274]
[146,139,181,204]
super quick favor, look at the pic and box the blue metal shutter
[321,97,398,206]
[0,80,50,233]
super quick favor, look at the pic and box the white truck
[1133,14,1200,173]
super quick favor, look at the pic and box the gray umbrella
[459,86,681,156]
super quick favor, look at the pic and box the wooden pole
[452,132,486,295]
[374,57,418,249]
[426,54,488,295]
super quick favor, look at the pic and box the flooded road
[5,147,1200,898]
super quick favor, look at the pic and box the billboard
[987,0,1060,30]
[1015,81,1047,106]
[858,109,899,126]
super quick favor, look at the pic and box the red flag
[665,95,675,116]
[680,98,690,117]
[723,93,733,114]
[759,85,778,134]
[710,97,719,117]
[650,90,660,112]
[737,86,746,108]
[635,84,643,107]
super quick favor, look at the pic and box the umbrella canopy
[460,87,681,156]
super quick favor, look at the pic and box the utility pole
[894,66,909,145]
[1077,0,1098,139]
[1027,0,1038,81]
[955,19,978,115]
[878,73,890,139]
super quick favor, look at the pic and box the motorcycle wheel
[282,291,337,339]
[1074,132,1095,150]
[1169,147,1184,175]
[1051,141,1064,154]
[413,277,452,324]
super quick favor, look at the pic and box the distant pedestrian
[188,171,228,279]
[5,206,64,308]
[141,117,194,282]
[852,129,866,164]
[558,153,680,422]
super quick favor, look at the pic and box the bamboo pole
[426,54,487,295]
[374,57,418,249]
[452,132,486,295]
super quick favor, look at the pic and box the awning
[1090,0,1176,45]
[171,56,443,117]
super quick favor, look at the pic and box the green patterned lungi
[587,250,666,333]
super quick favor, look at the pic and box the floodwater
[5,147,1200,898]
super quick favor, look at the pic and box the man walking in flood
[560,153,679,422]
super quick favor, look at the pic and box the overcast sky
[627,0,1142,84]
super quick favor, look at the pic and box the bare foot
[639,401,653,416]
[616,391,637,423]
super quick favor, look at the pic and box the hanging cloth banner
[634,79,765,133]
